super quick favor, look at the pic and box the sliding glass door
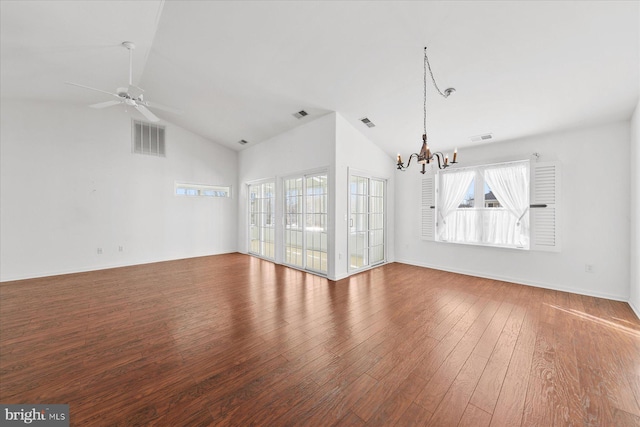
[349,175,385,271]
[249,181,275,259]
[284,173,328,274]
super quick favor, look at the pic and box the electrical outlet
[585,264,593,273]
[97,248,103,254]
[118,246,124,252]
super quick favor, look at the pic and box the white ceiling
[1,1,638,158]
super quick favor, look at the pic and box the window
[132,120,166,156]
[434,160,532,249]
[249,181,275,259]
[175,183,231,197]
[420,161,562,252]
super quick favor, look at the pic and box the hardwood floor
[1,253,639,426]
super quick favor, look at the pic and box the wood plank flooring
[1,253,639,426]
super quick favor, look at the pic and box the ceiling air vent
[238,139,249,145]
[293,110,308,119]
[470,133,493,143]
[360,117,375,128]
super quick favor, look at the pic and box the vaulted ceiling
[1,1,638,157]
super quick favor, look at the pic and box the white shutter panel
[421,174,436,241]
[530,161,560,252]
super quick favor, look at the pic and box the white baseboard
[394,258,628,302]
[0,250,239,283]
[629,300,640,320]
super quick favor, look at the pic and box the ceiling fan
[66,41,179,122]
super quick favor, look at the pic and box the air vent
[132,120,165,156]
[360,117,375,128]
[470,133,493,143]
[238,139,249,145]
[293,110,308,119]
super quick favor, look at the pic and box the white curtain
[438,170,475,238]
[484,163,529,246]
[441,209,478,242]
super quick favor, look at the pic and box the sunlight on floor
[546,304,640,339]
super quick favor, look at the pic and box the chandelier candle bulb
[445,155,449,165]
[397,154,402,164]
[453,148,457,163]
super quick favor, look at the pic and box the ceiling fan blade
[145,101,183,115]
[135,104,160,122]
[89,100,122,109]
[65,81,119,98]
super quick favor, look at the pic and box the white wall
[0,100,237,281]
[395,121,631,301]
[630,100,640,317]
[335,113,396,280]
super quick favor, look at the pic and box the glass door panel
[283,173,328,274]
[284,177,304,268]
[369,179,385,265]
[349,175,385,271]
[248,181,275,259]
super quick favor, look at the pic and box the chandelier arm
[432,152,451,170]
[397,153,421,170]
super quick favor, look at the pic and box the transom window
[175,182,231,197]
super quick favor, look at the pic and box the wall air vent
[238,139,249,145]
[293,110,309,119]
[470,133,493,143]
[360,117,375,128]
[132,120,166,156]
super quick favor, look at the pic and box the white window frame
[421,159,560,252]
[175,182,231,198]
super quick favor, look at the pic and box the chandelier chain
[423,49,427,136]
[424,47,450,98]
[423,47,449,136]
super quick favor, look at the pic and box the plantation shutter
[421,173,436,241]
[530,161,560,252]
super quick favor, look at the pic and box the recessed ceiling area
[1,1,638,156]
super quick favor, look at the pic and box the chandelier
[396,47,458,174]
